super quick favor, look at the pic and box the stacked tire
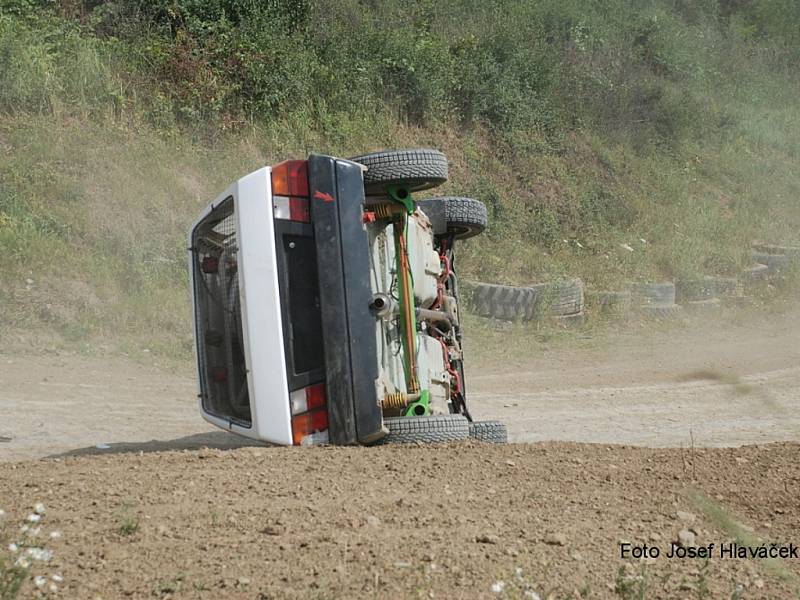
[745,242,799,281]
[586,290,632,315]
[675,278,721,312]
[469,278,585,325]
[541,278,585,327]
[470,283,537,321]
[629,282,683,319]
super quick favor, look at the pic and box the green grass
[689,489,798,588]
[0,1,798,357]
[117,512,139,537]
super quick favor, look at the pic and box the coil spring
[373,203,405,219]
[382,392,408,409]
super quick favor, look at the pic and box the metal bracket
[404,389,431,416]
[387,185,415,214]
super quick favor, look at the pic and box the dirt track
[1,310,799,598]
[1,309,799,461]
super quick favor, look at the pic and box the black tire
[470,282,535,321]
[545,278,584,316]
[629,282,676,306]
[469,279,585,322]
[587,290,632,313]
[752,243,800,258]
[742,263,769,282]
[675,278,716,303]
[469,421,508,444]
[418,197,488,240]
[704,276,739,297]
[378,415,469,444]
[751,252,791,273]
[350,149,448,195]
[526,279,584,318]
[640,304,683,319]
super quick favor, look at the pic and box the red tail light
[271,160,311,223]
[289,383,328,445]
[271,160,309,197]
[288,197,310,222]
[304,383,326,410]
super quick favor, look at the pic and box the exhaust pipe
[416,307,452,332]
[370,293,397,319]
[371,293,453,331]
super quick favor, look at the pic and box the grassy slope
[0,2,798,358]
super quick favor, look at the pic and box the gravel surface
[1,442,798,599]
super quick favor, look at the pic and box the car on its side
[188,149,506,445]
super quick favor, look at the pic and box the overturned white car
[188,149,506,445]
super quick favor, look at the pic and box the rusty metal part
[372,203,408,220]
[416,307,452,331]
[382,392,421,410]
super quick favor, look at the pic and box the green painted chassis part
[387,185,415,214]
[387,185,430,417]
[404,389,430,417]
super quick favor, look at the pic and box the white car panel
[234,167,293,445]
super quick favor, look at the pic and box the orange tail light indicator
[271,160,309,197]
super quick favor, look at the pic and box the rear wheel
[468,420,508,444]
[377,415,469,444]
[418,196,488,240]
[350,149,448,195]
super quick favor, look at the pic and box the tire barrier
[586,290,632,314]
[703,275,739,298]
[467,239,796,326]
[675,278,717,303]
[752,242,800,259]
[468,278,584,322]
[752,251,791,275]
[629,281,676,306]
[742,262,769,282]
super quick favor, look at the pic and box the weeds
[0,1,798,356]
[117,514,139,537]
[0,504,64,599]
[614,563,648,600]
[689,489,797,586]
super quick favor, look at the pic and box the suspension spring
[373,203,407,220]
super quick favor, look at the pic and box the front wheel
[417,197,488,240]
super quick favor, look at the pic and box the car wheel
[468,420,508,443]
[350,149,448,195]
[417,196,488,240]
[376,415,469,444]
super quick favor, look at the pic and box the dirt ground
[1,310,799,598]
[1,308,798,461]
[1,443,798,599]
